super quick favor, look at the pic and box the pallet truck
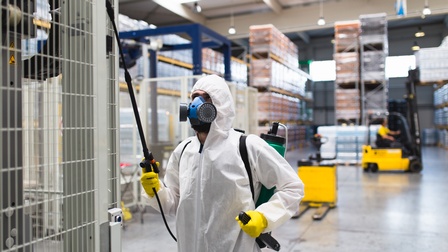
[296,134,337,220]
[361,69,423,173]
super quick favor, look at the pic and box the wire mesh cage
[1,1,119,251]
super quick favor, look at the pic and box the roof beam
[263,0,283,14]
[152,0,206,24]
[296,32,310,44]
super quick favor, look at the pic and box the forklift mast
[405,69,422,160]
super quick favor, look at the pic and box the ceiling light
[317,17,325,26]
[228,26,236,35]
[415,27,425,37]
[422,0,431,15]
[317,0,325,26]
[194,2,202,13]
[175,0,199,3]
[412,41,420,51]
[228,11,236,34]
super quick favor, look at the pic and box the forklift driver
[376,118,402,148]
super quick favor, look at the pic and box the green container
[256,132,286,207]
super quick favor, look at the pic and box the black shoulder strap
[178,140,192,166]
[239,134,254,200]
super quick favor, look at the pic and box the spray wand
[106,0,176,242]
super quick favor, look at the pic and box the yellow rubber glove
[235,210,267,238]
[140,162,160,197]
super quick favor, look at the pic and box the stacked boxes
[361,51,386,81]
[421,38,448,143]
[249,24,299,68]
[364,89,388,115]
[335,89,360,120]
[334,21,361,124]
[250,59,306,95]
[249,25,305,97]
[334,21,360,85]
[249,24,309,125]
[438,129,448,148]
[359,13,388,119]
[415,47,448,83]
[257,93,302,122]
[334,20,360,53]
[334,52,359,84]
[359,13,388,85]
[434,84,448,127]
[249,24,311,148]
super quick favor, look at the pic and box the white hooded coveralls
[142,74,304,252]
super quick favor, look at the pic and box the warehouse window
[385,55,416,78]
[309,55,416,81]
[309,60,336,82]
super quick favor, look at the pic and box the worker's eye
[191,93,211,101]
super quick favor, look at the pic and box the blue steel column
[149,50,158,144]
[189,26,202,76]
[222,43,231,81]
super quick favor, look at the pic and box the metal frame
[359,13,389,125]
[119,23,232,81]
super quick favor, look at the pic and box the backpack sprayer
[258,122,287,206]
[239,122,287,251]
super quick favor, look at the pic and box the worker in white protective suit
[141,74,304,252]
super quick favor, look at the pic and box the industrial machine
[361,69,423,173]
[296,134,337,220]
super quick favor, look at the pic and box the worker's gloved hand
[140,161,160,197]
[235,210,267,238]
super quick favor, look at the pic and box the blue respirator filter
[179,96,217,125]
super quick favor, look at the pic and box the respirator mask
[180,96,217,132]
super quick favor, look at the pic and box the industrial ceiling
[118,0,448,52]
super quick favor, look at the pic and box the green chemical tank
[256,122,286,207]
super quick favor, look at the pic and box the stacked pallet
[359,13,388,118]
[359,13,388,84]
[249,24,311,147]
[334,21,361,124]
[435,84,448,127]
[334,89,360,121]
[249,24,308,124]
[333,14,389,125]
[257,93,302,122]
[249,24,298,68]
[334,52,359,85]
[415,47,448,83]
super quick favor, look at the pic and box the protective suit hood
[191,74,235,139]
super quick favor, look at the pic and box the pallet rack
[334,20,361,125]
[359,13,389,125]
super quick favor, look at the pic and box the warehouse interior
[1,0,448,251]
[117,0,448,251]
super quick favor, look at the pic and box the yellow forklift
[362,69,423,173]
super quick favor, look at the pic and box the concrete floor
[121,146,448,252]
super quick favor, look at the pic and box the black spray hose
[105,0,176,242]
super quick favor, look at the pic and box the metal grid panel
[1,1,118,251]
